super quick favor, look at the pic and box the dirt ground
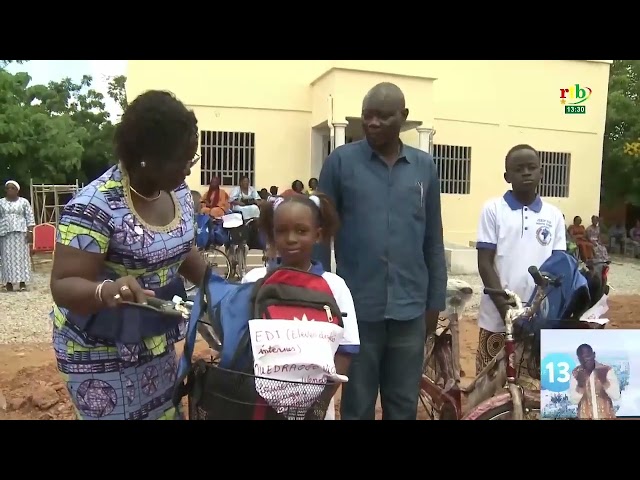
[1,295,640,420]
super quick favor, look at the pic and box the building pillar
[417,126,435,155]
[333,122,348,149]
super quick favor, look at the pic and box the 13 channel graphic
[540,330,636,420]
[560,83,591,115]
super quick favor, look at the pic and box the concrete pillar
[333,122,348,149]
[417,126,435,155]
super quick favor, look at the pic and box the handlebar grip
[528,266,546,287]
[483,288,510,298]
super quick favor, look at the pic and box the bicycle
[183,246,232,292]
[145,294,338,420]
[420,265,553,420]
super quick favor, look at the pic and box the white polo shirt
[476,191,566,333]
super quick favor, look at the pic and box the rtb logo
[560,83,591,115]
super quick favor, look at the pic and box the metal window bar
[432,144,472,195]
[538,150,570,198]
[200,131,256,187]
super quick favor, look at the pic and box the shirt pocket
[408,184,425,221]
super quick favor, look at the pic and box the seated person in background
[608,222,626,250]
[564,214,579,258]
[258,188,269,200]
[191,191,202,220]
[585,215,609,262]
[308,177,318,195]
[568,216,593,261]
[230,175,261,220]
[282,180,305,197]
[269,185,279,196]
[201,176,230,218]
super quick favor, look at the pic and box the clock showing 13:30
[540,353,579,393]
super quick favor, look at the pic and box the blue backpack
[195,214,212,249]
[515,250,591,334]
[195,214,228,249]
[173,261,336,411]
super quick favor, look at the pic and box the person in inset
[242,192,359,420]
[49,90,208,420]
[0,180,36,292]
[319,82,447,420]
[201,176,230,218]
[229,175,261,220]
[307,177,318,196]
[569,344,621,419]
[476,145,566,375]
[568,216,594,261]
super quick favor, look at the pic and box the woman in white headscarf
[0,180,35,292]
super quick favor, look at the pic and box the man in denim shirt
[318,82,447,420]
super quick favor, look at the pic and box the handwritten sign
[248,319,347,415]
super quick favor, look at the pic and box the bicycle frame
[420,271,549,420]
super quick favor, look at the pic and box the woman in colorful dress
[0,180,36,292]
[49,90,208,420]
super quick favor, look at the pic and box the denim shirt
[318,139,447,322]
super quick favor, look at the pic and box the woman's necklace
[130,185,161,202]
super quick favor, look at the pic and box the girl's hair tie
[308,195,320,208]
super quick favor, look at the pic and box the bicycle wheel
[184,247,232,291]
[474,397,540,420]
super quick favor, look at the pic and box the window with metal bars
[199,130,256,187]
[538,150,571,198]
[432,144,472,195]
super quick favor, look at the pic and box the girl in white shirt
[242,192,360,420]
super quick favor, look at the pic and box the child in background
[190,190,202,217]
[242,193,360,420]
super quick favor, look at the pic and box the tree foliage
[603,60,640,206]
[0,60,127,195]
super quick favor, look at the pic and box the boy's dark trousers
[340,316,425,420]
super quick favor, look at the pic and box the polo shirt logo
[536,226,552,246]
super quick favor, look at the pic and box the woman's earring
[140,161,146,168]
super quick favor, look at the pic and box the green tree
[38,75,117,183]
[0,61,123,190]
[602,60,640,206]
[107,74,128,112]
[0,69,86,191]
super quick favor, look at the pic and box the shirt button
[525,227,528,230]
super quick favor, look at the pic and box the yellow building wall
[126,60,610,245]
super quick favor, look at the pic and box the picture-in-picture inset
[540,329,640,420]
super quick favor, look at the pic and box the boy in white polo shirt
[475,144,566,374]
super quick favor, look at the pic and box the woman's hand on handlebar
[101,276,155,308]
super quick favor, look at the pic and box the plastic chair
[30,223,56,268]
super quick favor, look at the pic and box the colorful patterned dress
[51,164,195,420]
[0,196,36,285]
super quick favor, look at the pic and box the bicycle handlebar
[482,265,553,332]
